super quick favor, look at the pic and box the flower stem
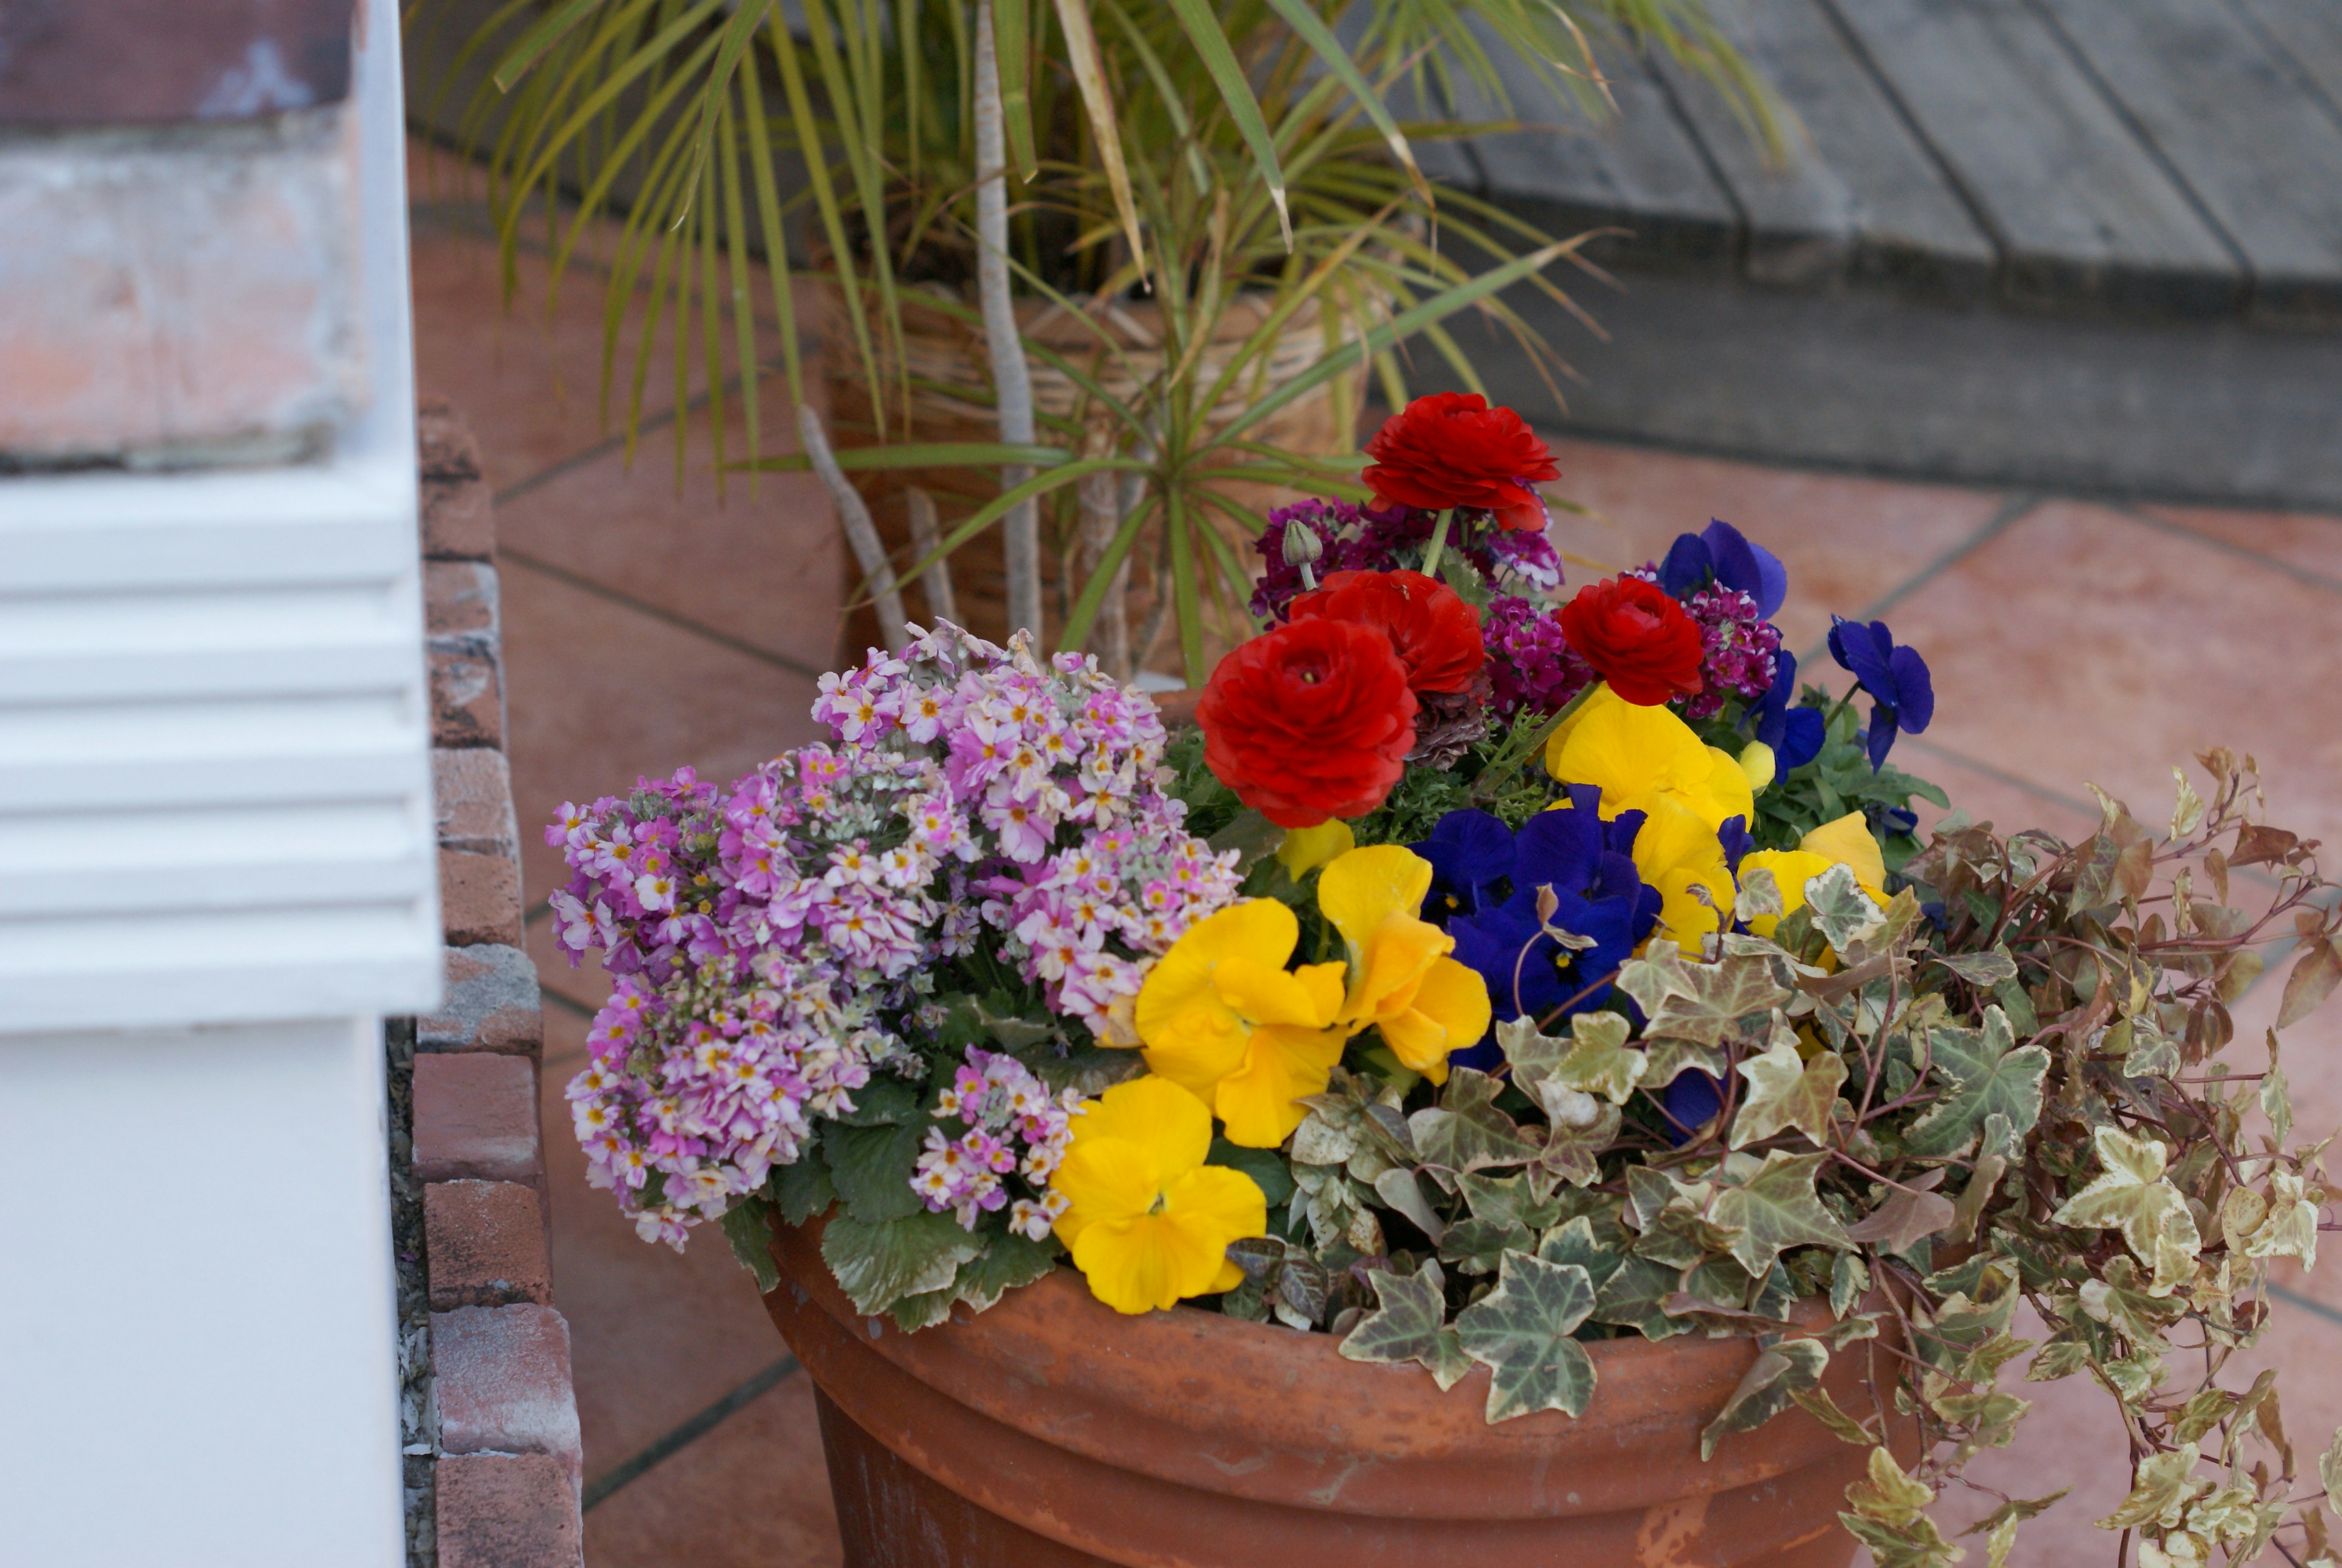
[1472,679,1601,802]
[1419,507,1455,579]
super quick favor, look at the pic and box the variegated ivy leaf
[1900,1006,2050,1158]
[2233,1169,2321,1264]
[1460,1170,1563,1232]
[1372,1167,1449,1244]
[2097,1443,2208,1531]
[2319,1424,2342,1516]
[2262,1050,2295,1144]
[1730,1022,1847,1149]
[1641,1036,1730,1089]
[1700,1335,1828,1459]
[2052,1126,2204,1291]
[1408,1067,1541,1173]
[1617,939,1789,1047]
[1534,1103,1623,1189]
[1843,1170,1956,1256]
[1830,1252,1871,1319]
[1552,1009,1646,1104]
[1934,948,2018,987]
[2110,1011,2182,1079]
[1536,1214,1626,1283]
[1339,1266,1448,1373]
[1454,1251,1599,1422]
[1841,1447,1964,1568]
[1736,863,1785,921]
[1708,1151,1854,1278]
[1805,863,1886,951]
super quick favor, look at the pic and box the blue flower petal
[1778,707,1826,771]
[1888,643,1934,734]
[1701,520,1788,620]
[1661,1072,1725,1144]
[1658,533,1713,601]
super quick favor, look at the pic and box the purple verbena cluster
[1677,583,1782,720]
[915,1047,1080,1236]
[548,623,1242,1246]
[1480,595,1594,721]
[1250,498,1562,621]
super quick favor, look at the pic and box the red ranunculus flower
[1558,576,1706,706]
[1289,569,1486,695]
[1361,391,1561,532]
[1197,618,1418,828]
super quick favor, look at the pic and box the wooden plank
[1450,21,1742,273]
[1823,0,2242,315]
[2228,0,2342,131]
[1652,0,1996,295]
[2038,0,2342,323]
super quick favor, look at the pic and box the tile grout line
[2106,501,2342,599]
[581,1356,802,1513]
[1896,736,2104,823]
[1792,493,2042,672]
[496,543,831,683]
[2271,1283,2342,1333]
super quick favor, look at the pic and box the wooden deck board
[1799,0,2241,313]
[2037,0,2342,321]
[2227,0,2342,130]
[1650,0,1996,295]
[1453,21,1742,273]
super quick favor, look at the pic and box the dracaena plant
[414,0,1766,677]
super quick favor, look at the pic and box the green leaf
[1617,940,1789,1047]
[1830,1252,1871,1319]
[1730,1028,1847,1149]
[1536,1214,1627,1287]
[2319,1423,2342,1515]
[1843,1174,1956,1257]
[823,1119,929,1223]
[820,1212,986,1316]
[2096,1443,2205,1530]
[953,1231,1059,1313]
[1209,1137,1296,1209]
[1592,1254,1694,1341]
[1455,1252,1599,1422]
[1407,1068,1542,1173]
[741,441,1074,474]
[2278,937,2342,1029]
[1339,1267,1450,1376]
[1934,948,2018,987]
[2051,1126,2202,1288]
[1806,864,1886,951]
[1900,1007,2050,1158]
[720,1196,781,1294]
[1789,1382,1877,1445]
[1700,1336,1829,1459]
[1441,1217,1533,1276]
[773,1156,838,1225]
[1161,0,1289,245]
[1460,1172,1563,1233]
[2261,1055,2294,1144]
[1709,1151,1854,1277]
[1839,1448,1961,1568]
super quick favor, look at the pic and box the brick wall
[397,404,585,1568]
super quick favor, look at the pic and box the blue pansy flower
[1658,519,1788,619]
[1661,1073,1726,1141]
[1409,809,1516,926]
[1746,647,1826,772]
[1827,616,1935,771]
[1448,789,1663,1068]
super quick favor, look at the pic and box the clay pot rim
[773,1214,1861,1497]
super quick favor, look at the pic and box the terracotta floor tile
[500,558,826,908]
[2132,501,2342,592]
[493,378,847,675]
[1883,500,2342,855]
[1894,739,2104,848]
[584,1364,842,1568]
[540,1008,808,1477]
[1538,437,2011,654]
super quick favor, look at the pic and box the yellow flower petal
[1737,848,1833,941]
[1213,955,1343,1029]
[1050,1135,1164,1252]
[1059,1146,1267,1313]
[1348,911,1451,1022]
[1275,820,1355,878]
[1738,739,1777,793]
[1541,682,1623,770]
[1135,901,1301,1103]
[1316,845,1433,958]
[1697,746,1757,832]
[1376,955,1492,1083]
[1212,1023,1349,1147]
[1630,793,1736,945]
[1800,812,1888,894]
[1163,1164,1271,1252]
[1550,695,1751,829]
[1065,1075,1213,1180]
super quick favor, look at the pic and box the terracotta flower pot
[764,1218,1881,1568]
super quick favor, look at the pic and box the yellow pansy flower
[1737,738,1777,792]
[1275,819,1355,878]
[1738,813,1890,940]
[1544,684,1753,832]
[1620,792,1738,945]
[1317,846,1493,1086]
[1050,1076,1268,1314]
[1134,900,1348,1147]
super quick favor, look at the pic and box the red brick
[418,400,485,482]
[432,747,518,857]
[422,474,496,562]
[419,943,543,1056]
[426,1181,553,1309]
[425,560,500,642]
[413,1052,540,1185]
[435,1453,583,1568]
[439,847,523,948]
[430,643,504,749]
[434,1305,584,1491]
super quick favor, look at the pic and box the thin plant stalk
[801,406,910,651]
[974,0,1042,639]
[903,486,959,627]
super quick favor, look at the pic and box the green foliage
[1455,1251,1599,1421]
[820,1211,986,1316]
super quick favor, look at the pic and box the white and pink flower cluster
[915,1048,1081,1238]
[547,623,1242,1245]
